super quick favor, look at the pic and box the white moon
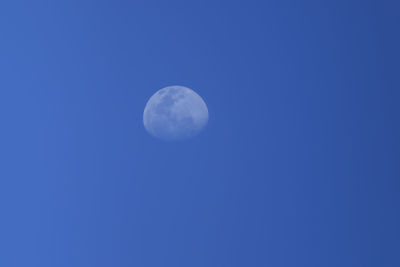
[143,86,209,140]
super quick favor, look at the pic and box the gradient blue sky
[0,1,399,266]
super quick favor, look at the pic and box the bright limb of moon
[143,86,209,140]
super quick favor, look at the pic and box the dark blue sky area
[0,1,399,266]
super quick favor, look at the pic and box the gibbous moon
[143,86,209,140]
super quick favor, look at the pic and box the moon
[143,86,209,140]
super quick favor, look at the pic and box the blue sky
[0,1,399,266]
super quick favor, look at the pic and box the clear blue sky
[0,1,399,266]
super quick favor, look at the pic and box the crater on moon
[143,86,209,140]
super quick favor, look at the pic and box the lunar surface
[143,86,208,140]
